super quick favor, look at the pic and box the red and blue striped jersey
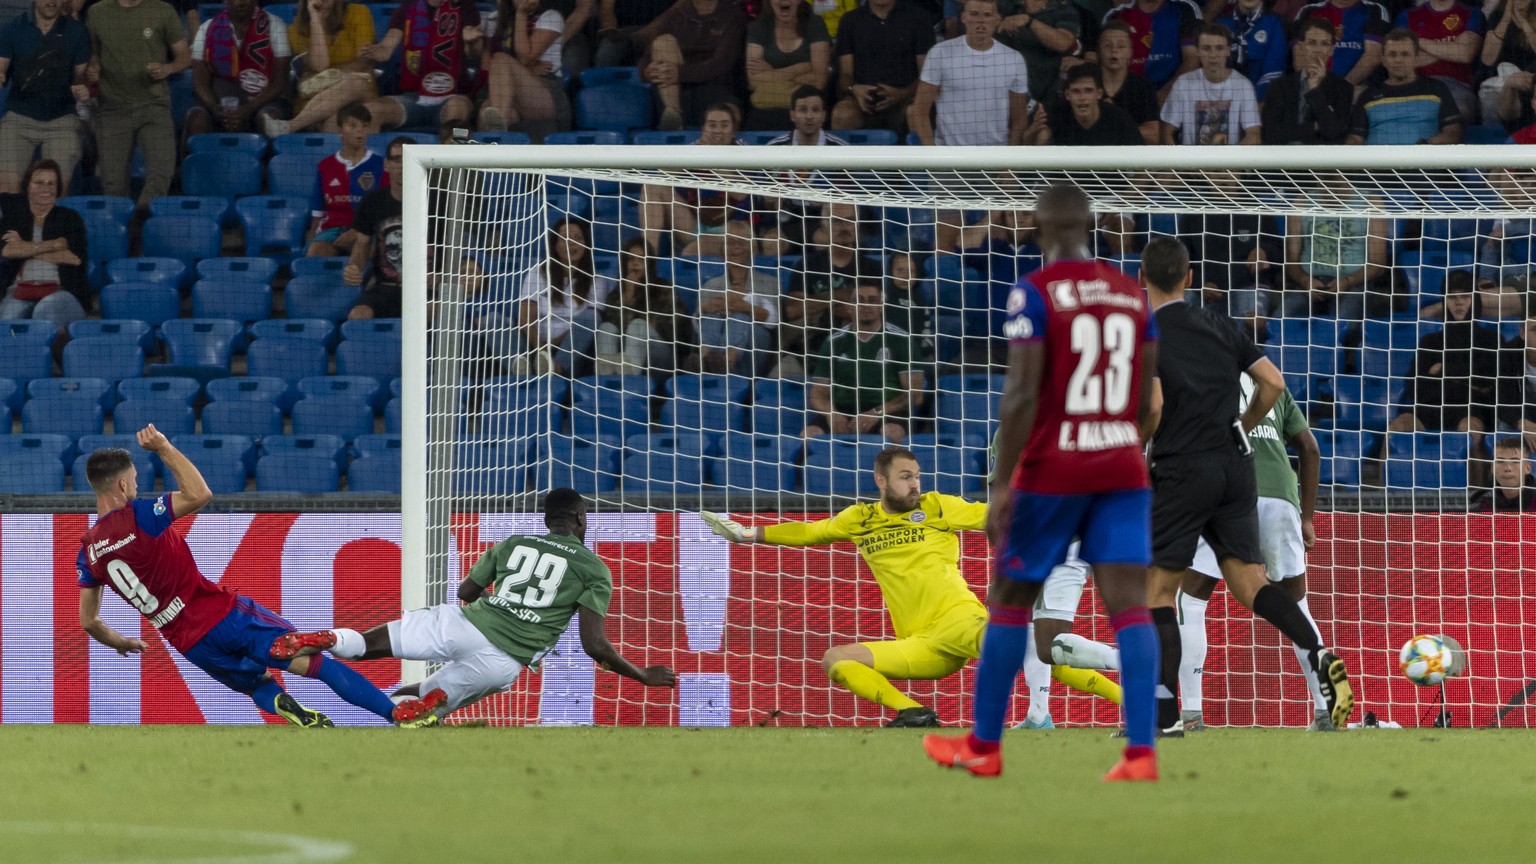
[312,150,389,232]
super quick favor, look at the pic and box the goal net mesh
[409,150,1536,729]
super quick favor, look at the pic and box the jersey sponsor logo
[910,511,926,523]
[1004,315,1033,339]
[1056,419,1141,452]
[857,525,927,554]
[154,497,167,516]
[1050,279,1079,310]
[1249,424,1281,441]
[87,533,136,564]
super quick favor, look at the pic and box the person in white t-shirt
[909,0,1032,146]
[479,0,571,141]
[1161,23,1262,145]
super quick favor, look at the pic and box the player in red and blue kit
[77,425,400,727]
[922,184,1163,782]
[1103,0,1202,90]
[307,102,388,258]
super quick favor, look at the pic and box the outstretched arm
[700,512,847,545]
[139,425,212,518]
[578,606,676,687]
[79,586,148,655]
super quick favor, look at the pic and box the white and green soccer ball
[1399,634,1454,687]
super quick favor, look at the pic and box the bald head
[1033,183,1093,261]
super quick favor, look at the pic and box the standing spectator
[306,102,385,257]
[1388,271,1501,440]
[1476,438,1536,512]
[478,0,570,142]
[516,216,613,378]
[0,159,87,329]
[185,0,292,147]
[802,279,923,443]
[1037,62,1144,143]
[1346,29,1462,144]
[595,237,697,378]
[1281,172,1390,318]
[697,224,779,374]
[0,0,90,195]
[85,0,190,212]
[1395,0,1484,124]
[766,85,848,144]
[831,0,933,134]
[361,0,482,133]
[1214,0,1286,100]
[1479,0,1536,128]
[594,0,674,67]
[1261,16,1353,145]
[1296,0,1390,86]
[1102,0,1200,97]
[343,136,406,320]
[744,0,831,131]
[1095,20,1160,142]
[910,0,1032,146]
[263,0,378,137]
[635,0,748,131]
[996,0,1081,101]
[1161,24,1262,144]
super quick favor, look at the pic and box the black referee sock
[1151,606,1181,730]
[1251,584,1323,656]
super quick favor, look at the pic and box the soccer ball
[1399,635,1453,686]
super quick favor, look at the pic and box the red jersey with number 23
[77,496,235,653]
[1003,258,1157,495]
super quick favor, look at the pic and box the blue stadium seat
[623,432,708,495]
[339,318,401,341]
[573,85,652,133]
[68,318,154,353]
[0,453,66,493]
[186,132,266,158]
[803,436,889,497]
[630,129,701,145]
[476,131,533,145]
[736,131,782,145]
[60,195,135,223]
[149,194,231,225]
[198,257,280,284]
[256,451,340,493]
[183,447,249,493]
[0,329,54,402]
[206,376,287,405]
[478,375,567,439]
[385,397,401,433]
[192,279,273,324]
[289,257,348,279]
[113,398,197,436]
[202,399,284,437]
[100,282,180,330]
[934,388,998,445]
[284,275,360,320]
[353,433,400,456]
[662,373,749,435]
[236,195,310,261]
[292,396,373,441]
[0,379,17,415]
[79,216,130,275]
[335,337,402,398]
[142,215,222,274]
[1360,320,1441,380]
[298,375,381,409]
[106,257,186,290]
[581,66,643,87]
[23,395,103,439]
[246,336,328,411]
[390,377,401,398]
[1315,429,1363,487]
[446,439,527,496]
[156,319,242,382]
[531,435,621,494]
[271,132,341,155]
[62,336,143,388]
[347,452,400,492]
[545,130,627,146]
[0,430,71,466]
[1383,432,1470,490]
[569,387,650,444]
[712,432,800,495]
[751,379,806,436]
[29,376,111,410]
[907,433,987,495]
[1398,249,1476,299]
[367,131,434,152]
[263,433,348,469]
[173,434,256,474]
[250,317,335,346]
[118,377,200,406]
[841,129,899,146]
[267,151,326,198]
[72,448,156,493]
[1328,376,1392,432]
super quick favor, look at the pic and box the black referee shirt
[1151,300,1267,459]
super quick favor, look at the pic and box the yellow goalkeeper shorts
[862,604,987,681]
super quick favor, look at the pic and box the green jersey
[1243,378,1309,512]
[812,324,916,413]
[460,532,612,667]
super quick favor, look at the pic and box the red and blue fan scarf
[401,0,469,96]
[203,10,277,91]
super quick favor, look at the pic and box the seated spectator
[343,136,406,320]
[85,0,191,212]
[782,201,882,369]
[556,0,595,74]
[766,85,848,145]
[1036,63,1143,144]
[803,279,923,443]
[831,0,933,134]
[1094,20,1160,143]
[1476,437,1536,511]
[1161,24,1261,145]
[307,103,386,257]
[996,0,1081,102]
[1476,168,1536,311]
[478,0,570,142]
[640,103,751,257]
[1178,170,1276,324]
[596,237,698,378]
[1497,311,1536,448]
[635,0,748,130]
[185,0,292,146]
[1389,272,1501,442]
[1396,0,1483,125]
[1346,29,1463,144]
[1261,17,1353,145]
[1296,0,1389,87]
[1479,0,1536,128]
[1495,59,1536,131]
[1214,0,1286,100]
[698,224,779,375]
[910,0,1032,147]
[0,0,90,195]
[362,0,482,133]
[595,0,675,67]
[1281,172,1390,318]
[1101,0,1200,97]
[516,216,613,378]
[262,0,378,137]
[744,0,831,131]
[0,159,87,330]
[882,250,935,360]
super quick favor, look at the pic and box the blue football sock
[305,654,396,720]
[1111,607,1160,750]
[251,680,284,716]
[971,604,1034,744]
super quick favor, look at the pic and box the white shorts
[1034,542,1089,623]
[1190,497,1307,582]
[389,604,525,714]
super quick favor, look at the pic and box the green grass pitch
[2,726,1528,863]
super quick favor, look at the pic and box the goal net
[402,144,1536,729]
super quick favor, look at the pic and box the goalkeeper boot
[922,732,1002,778]
[1103,749,1158,783]
[274,693,334,728]
[393,688,447,728]
[1178,710,1207,732]
[1307,710,1339,732]
[1312,649,1355,729]
[886,706,940,728]
[270,630,337,660]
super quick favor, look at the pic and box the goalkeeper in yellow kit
[701,445,1120,727]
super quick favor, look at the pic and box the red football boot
[393,688,448,728]
[271,630,337,660]
[922,732,1002,777]
[1103,749,1159,782]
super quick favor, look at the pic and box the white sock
[330,627,365,659]
[1023,624,1053,722]
[1050,632,1121,671]
[1177,590,1210,713]
[1292,596,1328,712]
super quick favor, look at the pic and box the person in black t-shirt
[1095,20,1162,144]
[1141,236,1355,733]
[1476,437,1536,512]
[344,137,405,319]
[831,0,935,134]
[1036,64,1145,145]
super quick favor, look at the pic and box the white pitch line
[0,822,353,864]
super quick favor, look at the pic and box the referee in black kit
[1140,237,1355,733]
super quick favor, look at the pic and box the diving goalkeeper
[702,445,1120,727]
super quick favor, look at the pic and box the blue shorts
[182,597,296,695]
[996,488,1152,584]
[392,92,453,130]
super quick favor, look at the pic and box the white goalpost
[401,144,1536,728]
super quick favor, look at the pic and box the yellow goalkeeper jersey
[762,493,987,639]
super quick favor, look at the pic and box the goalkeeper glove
[700,511,753,543]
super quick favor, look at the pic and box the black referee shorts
[1150,450,1262,571]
